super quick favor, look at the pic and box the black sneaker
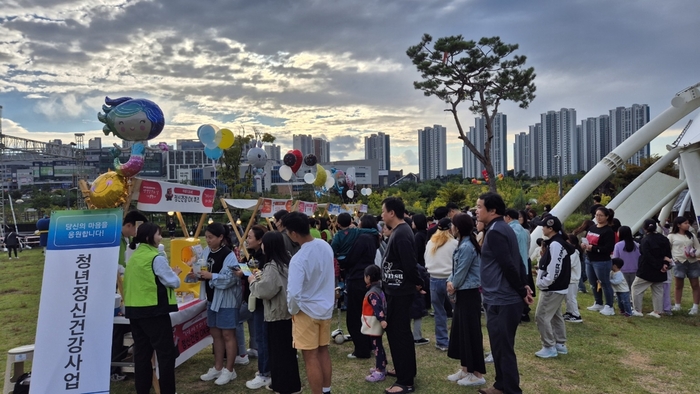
[414,338,430,346]
[565,314,583,323]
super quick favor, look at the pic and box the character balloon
[283,152,297,167]
[98,96,166,177]
[304,154,318,167]
[247,147,268,168]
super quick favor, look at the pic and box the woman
[241,225,272,389]
[424,217,458,351]
[475,221,485,246]
[319,217,333,243]
[198,222,244,386]
[584,207,616,316]
[4,227,19,259]
[668,216,700,314]
[413,214,429,267]
[518,210,530,232]
[446,214,485,387]
[249,232,302,394]
[612,226,641,288]
[341,215,380,359]
[123,223,181,394]
[631,219,673,317]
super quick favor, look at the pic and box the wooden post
[241,198,263,252]
[193,213,207,238]
[175,212,189,237]
[221,198,246,254]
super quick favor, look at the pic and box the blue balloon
[204,146,223,160]
[197,124,217,147]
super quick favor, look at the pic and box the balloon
[283,152,296,167]
[304,154,317,167]
[324,170,335,189]
[346,167,356,190]
[291,149,303,174]
[204,146,223,160]
[346,190,354,199]
[87,171,129,209]
[313,164,327,187]
[218,128,234,149]
[247,147,268,168]
[360,188,367,196]
[304,173,315,184]
[279,165,293,181]
[365,188,372,196]
[197,124,219,148]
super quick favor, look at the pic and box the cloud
[329,135,362,160]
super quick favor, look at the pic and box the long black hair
[451,213,480,254]
[672,216,693,239]
[129,222,161,249]
[618,226,637,252]
[261,231,290,269]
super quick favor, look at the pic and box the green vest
[123,244,177,319]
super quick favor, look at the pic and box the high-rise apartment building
[264,144,281,161]
[418,124,447,181]
[462,113,508,178]
[540,108,577,176]
[610,104,650,165]
[364,132,391,171]
[528,123,543,178]
[313,138,330,163]
[580,115,610,172]
[292,134,314,157]
[513,132,529,176]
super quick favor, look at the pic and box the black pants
[448,289,486,374]
[485,302,523,394]
[130,314,179,394]
[385,293,416,387]
[267,319,301,394]
[346,278,372,358]
[7,246,17,258]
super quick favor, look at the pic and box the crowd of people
[116,191,699,394]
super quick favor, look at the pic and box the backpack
[14,372,30,394]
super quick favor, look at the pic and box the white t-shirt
[287,238,336,320]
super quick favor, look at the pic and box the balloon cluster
[197,125,235,160]
[279,149,304,181]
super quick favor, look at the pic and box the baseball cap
[534,214,562,232]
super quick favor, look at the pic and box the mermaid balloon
[97,96,165,177]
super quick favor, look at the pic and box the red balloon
[291,149,303,174]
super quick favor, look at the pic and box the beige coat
[249,261,292,322]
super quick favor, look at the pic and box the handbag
[361,314,383,336]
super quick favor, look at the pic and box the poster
[297,201,318,216]
[136,179,215,213]
[259,198,294,218]
[31,209,122,394]
[328,203,342,215]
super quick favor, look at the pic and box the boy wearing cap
[533,215,572,358]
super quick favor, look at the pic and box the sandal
[386,369,397,377]
[365,371,386,382]
[385,383,415,393]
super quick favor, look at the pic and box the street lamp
[554,155,563,197]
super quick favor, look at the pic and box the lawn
[2,241,700,393]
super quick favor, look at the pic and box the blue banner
[47,209,122,251]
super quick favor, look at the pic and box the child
[411,263,431,346]
[564,234,584,323]
[362,265,388,382]
[611,258,632,316]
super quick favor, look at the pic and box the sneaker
[587,303,604,311]
[564,314,583,323]
[214,368,236,385]
[457,373,486,387]
[347,353,357,359]
[535,346,558,358]
[246,374,271,389]
[562,312,572,319]
[555,344,568,354]
[414,338,430,346]
[365,371,386,382]
[235,354,250,365]
[631,310,644,317]
[599,305,615,316]
[110,373,126,382]
[447,369,469,382]
[247,348,258,358]
[647,311,661,318]
[201,367,222,381]
[435,344,448,351]
[672,305,682,311]
[690,308,699,316]
[484,353,494,363]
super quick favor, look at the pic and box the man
[589,195,603,219]
[273,210,300,257]
[381,197,423,394]
[120,211,148,267]
[426,206,449,239]
[532,214,572,358]
[284,212,335,394]
[475,193,533,394]
[446,202,461,220]
[504,209,533,322]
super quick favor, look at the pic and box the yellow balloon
[218,128,235,149]
[87,171,129,209]
[313,164,327,187]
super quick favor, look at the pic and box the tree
[407,34,536,192]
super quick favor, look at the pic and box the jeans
[253,301,270,376]
[616,291,632,315]
[586,258,614,307]
[430,277,449,348]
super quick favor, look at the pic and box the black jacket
[637,232,671,283]
[538,233,573,292]
[4,232,19,247]
[340,233,378,281]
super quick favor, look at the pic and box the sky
[1,0,700,174]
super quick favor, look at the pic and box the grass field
[2,241,700,393]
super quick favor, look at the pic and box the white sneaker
[246,374,271,389]
[535,346,558,358]
[672,305,682,311]
[447,369,469,382]
[647,311,661,318]
[457,373,486,386]
[484,353,494,363]
[201,367,222,381]
[689,308,698,316]
[587,303,604,311]
[214,368,236,385]
[555,343,568,354]
[599,305,615,316]
[235,354,250,365]
[631,310,644,317]
[247,348,259,358]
